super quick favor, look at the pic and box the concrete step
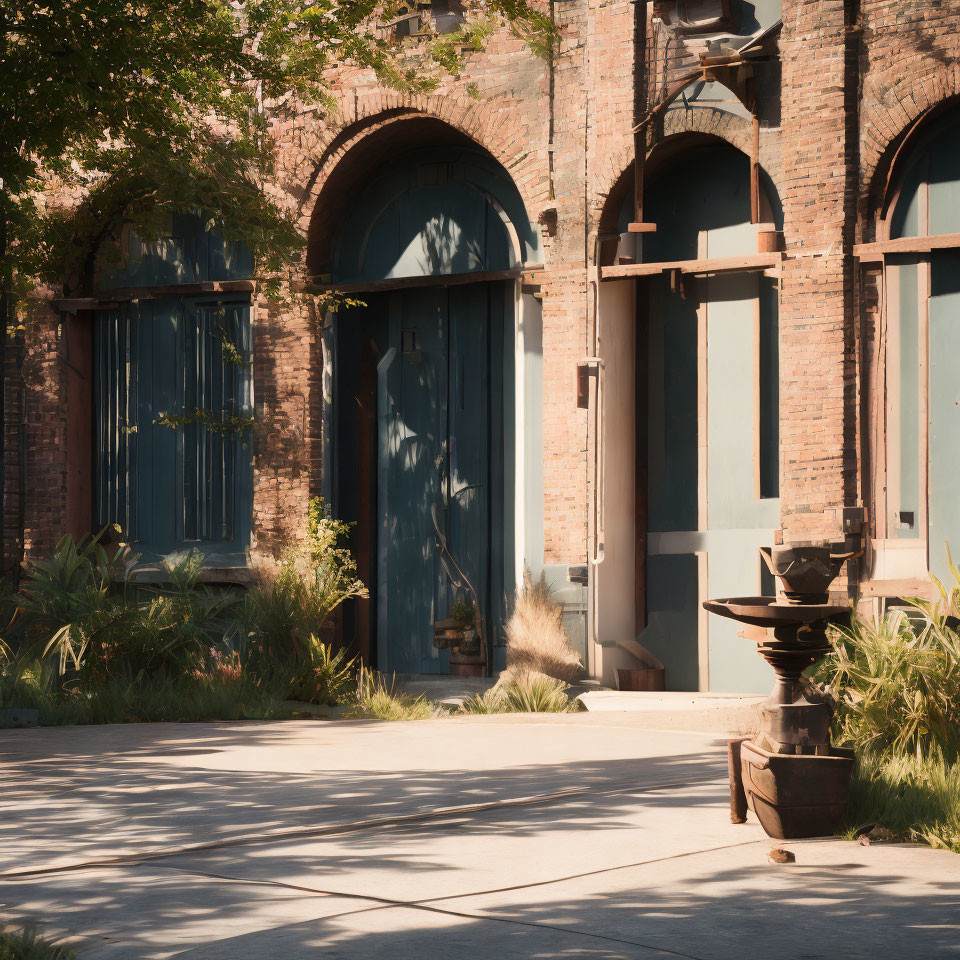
[578,690,764,736]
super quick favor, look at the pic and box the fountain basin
[702,597,849,629]
[741,740,855,839]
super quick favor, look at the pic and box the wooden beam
[124,565,256,585]
[111,279,255,299]
[627,222,658,233]
[853,232,960,260]
[858,578,936,600]
[55,279,256,309]
[52,298,113,312]
[298,268,525,296]
[601,252,782,280]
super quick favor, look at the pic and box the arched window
[94,211,254,564]
[331,148,537,284]
[881,110,960,582]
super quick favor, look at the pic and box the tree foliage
[0,0,553,298]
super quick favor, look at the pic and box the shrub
[0,652,84,725]
[0,502,369,724]
[816,602,960,762]
[0,928,75,960]
[18,529,131,674]
[813,574,960,853]
[18,535,240,686]
[241,498,366,702]
[504,571,582,682]
[286,634,356,705]
[351,668,435,721]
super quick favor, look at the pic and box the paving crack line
[1,771,721,881]
[159,840,766,960]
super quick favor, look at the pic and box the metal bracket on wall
[576,357,603,410]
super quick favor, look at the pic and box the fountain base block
[741,739,855,839]
[758,696,832,749]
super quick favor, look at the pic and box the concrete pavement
[1,715,957,958]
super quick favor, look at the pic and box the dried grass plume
[504,570,583,682]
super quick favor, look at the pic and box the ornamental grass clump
[460,674,579,714]
[504,570,583,682]
[0,927,76,960]
[499,673,579,713]
[351,667,435,721]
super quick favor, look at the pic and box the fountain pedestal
[704,544,859,839]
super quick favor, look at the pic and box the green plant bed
[0,499,367,726]
[812,559,960,853]
[0,928,75,960]
[841,753,960,853]
[0,669,291,727]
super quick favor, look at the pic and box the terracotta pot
[757,228,784,253]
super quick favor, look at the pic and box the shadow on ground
[1,722,958,958]
[0,721,729,873]
[4,852,958,959]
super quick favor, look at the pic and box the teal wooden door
[928,251,960,581]
[376,285,501,674]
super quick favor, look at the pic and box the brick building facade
[10,0,960,691]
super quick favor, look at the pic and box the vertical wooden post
[728,737,749,824]
[634,130,646,225]
[635,283,649,634]
[751,105,761,225]
[633,0,647,226]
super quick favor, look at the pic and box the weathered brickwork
[11,0,960,590]
[249,295,316,566]
[12,304,69,568]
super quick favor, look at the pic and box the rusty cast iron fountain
[703,543,860,839]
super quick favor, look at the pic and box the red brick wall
[10,303,69,568]
[249,294,316,567]
[14,0,960,579]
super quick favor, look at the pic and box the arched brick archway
[297,101,547,278]
[861,78,960,220]
[595,115,769,242]
[592,102,756,229]
[299,100,546,675]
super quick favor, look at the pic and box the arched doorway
[596,135,782,692]
[311,126,541,675]
[877,108,960,584]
